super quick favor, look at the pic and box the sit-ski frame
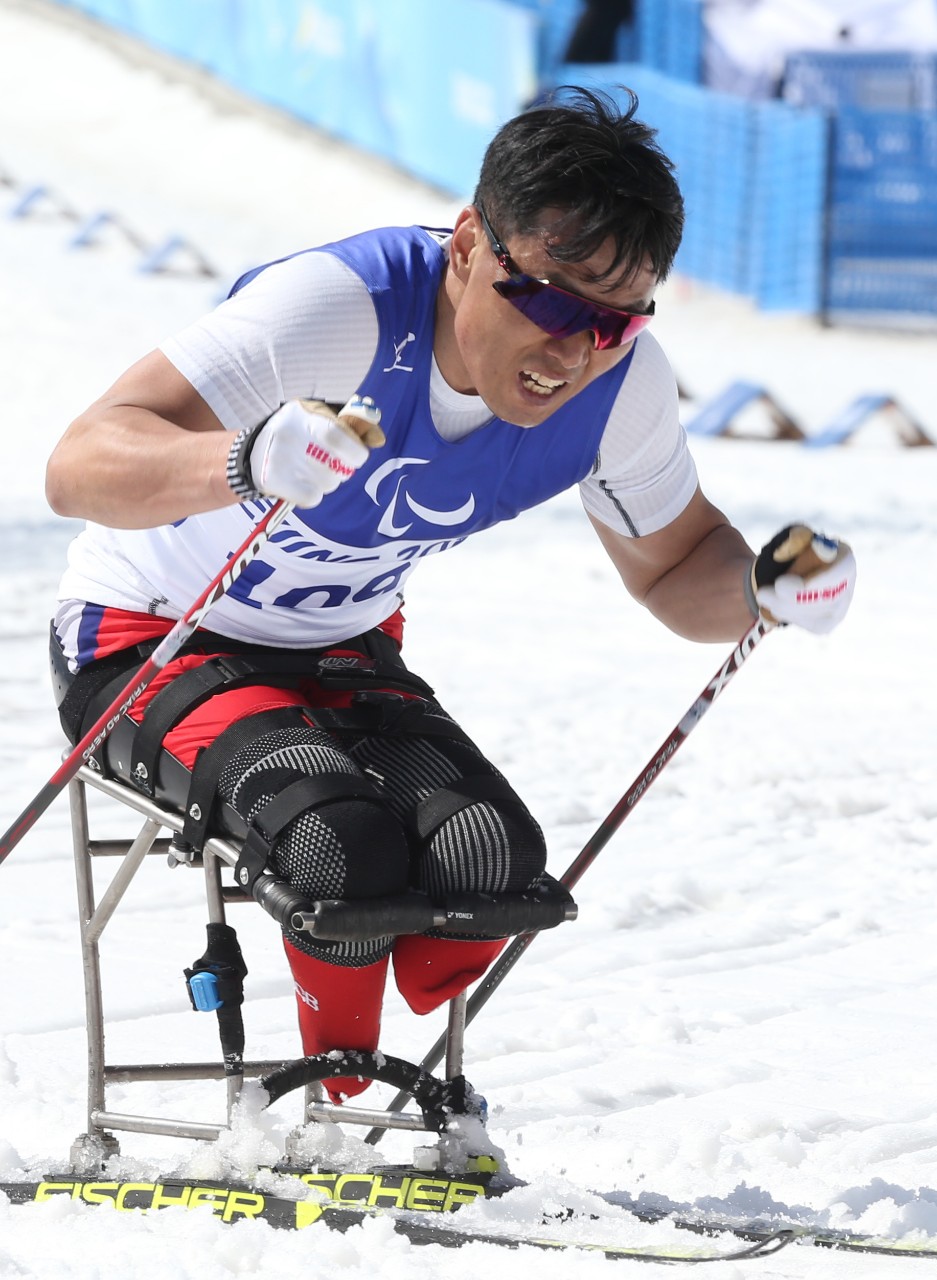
[66,763,573,1173]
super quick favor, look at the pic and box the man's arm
[46,350,382,531]
[45,350,235,529]
[588,486,756,643]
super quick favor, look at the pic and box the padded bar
[291,877,577,941]
[291,893,443,939]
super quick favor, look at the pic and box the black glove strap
[225,423,263,500]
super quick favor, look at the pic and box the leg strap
[131,644,434,798]
[411,774,530,843]
[130,654,311,795]
[311,691,476,747]
[234,772,387,894]
[180,706,316,852]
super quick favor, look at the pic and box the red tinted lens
[493,276,653,349]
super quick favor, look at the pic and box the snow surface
[1,2,936,1277]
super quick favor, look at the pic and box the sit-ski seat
[66,762,577,1173]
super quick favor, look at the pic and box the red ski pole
[0,498,293,865]
[1,392,385,866]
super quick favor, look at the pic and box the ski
[4,1168,937,1259]
[598,1192,937,1259]
[0,1174,792,1262]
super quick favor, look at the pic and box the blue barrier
[636,0,702,84]
[825,110,937,318]
[3,161,220,279]
[39,0,937,322]
[507,0,583,76]
[749,100,828,310]
[51,0,539,199]
[829,111,937,257]
[552,68,826,309]
[373,0,538,195]
[684,381,803,441]
[806,394,934,448]
[783,51,937,112]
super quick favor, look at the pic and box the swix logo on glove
[305,441,356,477]
[795,578,850,604]
[753,527,857,636]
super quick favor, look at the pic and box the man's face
[440,206,659,427]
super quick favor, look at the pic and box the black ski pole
[366,616,772,1141]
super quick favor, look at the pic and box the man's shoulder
[319,224,450,285]
[628,329,676,381]
[608,331,680,416]
[229,225,449,299]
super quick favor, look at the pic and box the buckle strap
[129,650,342,796]
[234,771,385,892]
[130,641,431,798]
[130,655,272,796]
[412,775,528,843]
[181,706,316,853]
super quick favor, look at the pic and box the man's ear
[450,206,481,282]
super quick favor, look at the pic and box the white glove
[226,395,384,507]
[751,525,856,635]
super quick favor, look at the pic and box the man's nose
[543,329,592,369]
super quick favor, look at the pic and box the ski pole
[0,498,293,866]
[366,615,773,1139]
[0,394,384,867]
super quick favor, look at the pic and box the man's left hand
[750,525,856,635]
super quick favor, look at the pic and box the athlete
[45,88,855,1101]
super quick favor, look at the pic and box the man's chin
[486,398,554,429]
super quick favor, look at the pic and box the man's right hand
[227,396,384,507]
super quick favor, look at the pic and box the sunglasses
[478,207,655,351]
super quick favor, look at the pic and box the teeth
[521,370,565,395]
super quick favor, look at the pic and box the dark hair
[473,86,684,288]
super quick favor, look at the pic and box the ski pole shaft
[366,616,772,1139]
[0,499,292,865]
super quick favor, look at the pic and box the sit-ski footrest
[260,1050,482,1134]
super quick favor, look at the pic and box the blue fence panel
[45,0,842,314]
[830,111,937,256]
[748,101,827,310]
[375,0,538,195]
[552,66,821,307]
[234,1,398,158]
[507,0,583,77]
[114,0,236,71]
[57,0,134,26]
[826,109,937,317]
[826,257,937,316]
[54,0,537,198]
[783,51,937,112]
[636,0,702,83]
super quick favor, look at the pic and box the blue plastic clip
[188,970,223,1012]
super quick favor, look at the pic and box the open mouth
[520,369,566,397]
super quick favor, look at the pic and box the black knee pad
[221,725,411,966]
[226,752,409,906]
[412,773,547,899]
[233,763,408,901]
